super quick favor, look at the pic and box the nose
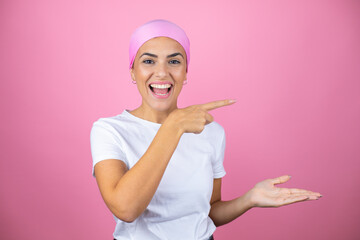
[154,61,167,78]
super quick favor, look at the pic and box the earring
[132,80,136,84]
[183,80,187,85]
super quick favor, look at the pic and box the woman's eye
[143,59,154,64]
[169,60,180,64]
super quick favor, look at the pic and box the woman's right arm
[95,119,182,222]
[94,100,235,222]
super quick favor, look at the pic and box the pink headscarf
[129,19,190,72]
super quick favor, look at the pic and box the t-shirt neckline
[122,109,162,127]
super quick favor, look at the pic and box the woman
[90,19,321,240]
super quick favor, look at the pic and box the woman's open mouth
[149,82,173,99]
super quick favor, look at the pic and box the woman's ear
[130,68,135,80]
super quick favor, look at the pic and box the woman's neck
[129,104,177,124]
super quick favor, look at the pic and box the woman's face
[130,37,187,113]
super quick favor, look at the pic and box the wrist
[242,189,256,209]
[162,117,184,138]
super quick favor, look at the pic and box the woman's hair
[129,19,190,72]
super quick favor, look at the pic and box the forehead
[137,36,186,54]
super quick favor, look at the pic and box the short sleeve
[90,120,128,177]
[212,128,226,179]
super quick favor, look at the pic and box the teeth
[150,83,171,89]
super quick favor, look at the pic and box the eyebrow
[140,52,184,59]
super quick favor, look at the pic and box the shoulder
[204,121,225,137]
[91,112,135,137]
[195,121,226,145]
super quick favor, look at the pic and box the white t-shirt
[90,110,226,240]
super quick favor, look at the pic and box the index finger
[200,99,236,111]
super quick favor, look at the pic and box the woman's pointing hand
[166,99,236,134]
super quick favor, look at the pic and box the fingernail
[229,99,236,103]
[288,175,292,178]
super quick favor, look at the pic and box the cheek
[171,68,186,79]
[135,67,152,80]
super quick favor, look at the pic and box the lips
[148,81,173,99]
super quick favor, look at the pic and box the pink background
[1,0,359,239]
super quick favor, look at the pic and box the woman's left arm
[209,178,253,227]
[209,175,322,227]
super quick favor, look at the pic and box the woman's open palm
[248,175,322,208]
